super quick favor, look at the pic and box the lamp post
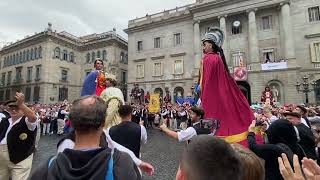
[295,75,316,104]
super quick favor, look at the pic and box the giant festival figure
[80,58,107,96]
[199,27,254,144]
[261,86,274,106]
[100,73,125,128]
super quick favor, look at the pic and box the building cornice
[191,0,287,21]
[305,33,320,39]
[170,52,186,57]
[1,30,128,54]
[151,55,165,60]
[133,58,147,62]
[124,14,193,34]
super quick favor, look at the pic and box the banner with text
[261,62,288,71]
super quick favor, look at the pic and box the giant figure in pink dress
[199,27,254,144]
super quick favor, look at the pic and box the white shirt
[60,110,69,115]
[177,122,200,142]
[0,112,7,120]
[0,116,38,144]
[301,118,310,128]
[269,115,278,123]
[140,125,147,144]
[57,130,142,166]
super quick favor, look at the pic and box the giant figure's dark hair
[197,41,230,85]
[211,42,230,75]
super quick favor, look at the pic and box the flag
[149,93,160,113]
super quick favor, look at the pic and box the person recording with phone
[160,107,211,142]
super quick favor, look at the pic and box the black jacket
[297,123,317,159]
[248,132,293,180]
[29,148,142,180]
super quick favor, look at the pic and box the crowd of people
[2,27,320,180]
[2,92,320,180]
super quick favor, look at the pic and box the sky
[0,0,194,46]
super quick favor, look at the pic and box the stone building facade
[125,0,320,104]
[0,24,128,104]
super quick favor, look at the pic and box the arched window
[102,50,107,60]
[69,52,74,62]
[23,51,26,62]
[125,53,128,64]
[174,86,184,102]
[120,52,125,62]
[27,50,30,61]
[54,47,60,59]
[91,52,96,62]
[34,47,38,59]
[16,53,19,64]
[31,49,34,60]
[315,79,320,104]
[267,80,284,104]
[19,52,22,63]
[9,55,12,66]
[13,55,16,65]
[97,51,101,58]
[63,50,68,60]
[86,53,90,63]
[154,88,164,99]
[3,57,6,67]
[38,46,42,58]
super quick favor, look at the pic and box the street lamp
[295,75,316,104]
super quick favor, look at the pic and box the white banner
[261,62,288,70]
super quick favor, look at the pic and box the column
[281,2,295,59]
[193,20,201,69]
[219,15,230,65]
[248,9,260,64]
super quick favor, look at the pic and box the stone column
[280,2,295,59]
[248,9,259,64]
[193,20,201,69]
[219,15,230,65]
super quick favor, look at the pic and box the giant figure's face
[202,41,213,54]
[94,60,104,70]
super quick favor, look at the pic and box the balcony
[13,78,23,85]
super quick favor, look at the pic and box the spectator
[57,104,69,135]
[283,111,317,160]
[231,143,265,180]
[295,105,311,128]
[109,105,147,158]
[247,119,304,180]
[30,95,151,180]
[176,135,242,180]
[160,107,210,142]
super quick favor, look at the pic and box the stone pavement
[31,128,184,180]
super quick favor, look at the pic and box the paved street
[31,128,184,180]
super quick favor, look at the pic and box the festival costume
[81,70,107,96]
[261,87,274,106]
[100,74,125,128]
[200,27,254,144]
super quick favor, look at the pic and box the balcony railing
[13,78,23,84]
